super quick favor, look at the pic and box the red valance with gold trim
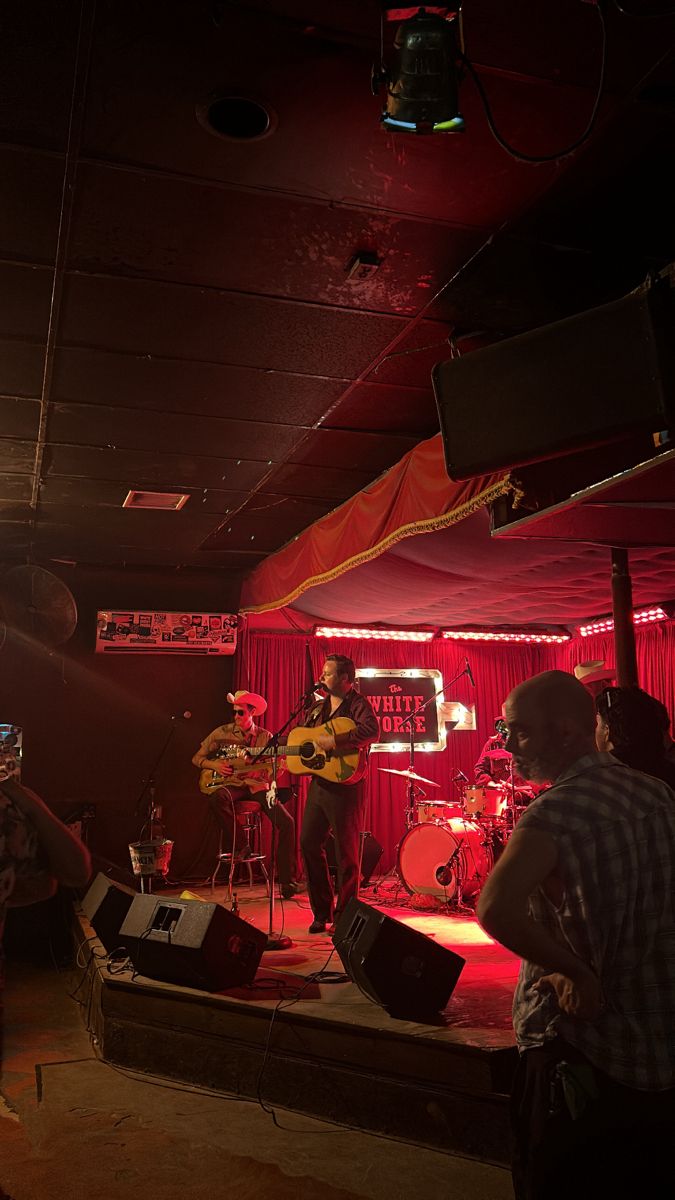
[240,433,512,614]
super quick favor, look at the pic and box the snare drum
[416,800,463,823]
[464,785,507,819]
[397,817,492,900]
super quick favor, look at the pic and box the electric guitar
[198,747,271,796]
[198,717,362,793]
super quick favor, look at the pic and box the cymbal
[378,767,440,788]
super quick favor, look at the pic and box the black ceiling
[2,0,675,575]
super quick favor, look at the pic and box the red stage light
[441,630,570,645]
[578,607,668,637]
[315,626,434,642]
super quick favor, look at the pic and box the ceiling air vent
[123,490,190,511]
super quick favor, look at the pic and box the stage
[78,878,520,1166]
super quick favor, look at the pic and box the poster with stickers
[95,612,238,655]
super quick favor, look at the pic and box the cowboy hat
[573,660,616,685]
[226,689,267,716]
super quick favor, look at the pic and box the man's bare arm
[477,828,602,1017]
[7,873,58,907]
[1,780,91,888]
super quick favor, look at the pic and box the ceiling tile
[51,348,347,424]
[0,264,53,341]
[201,495,335,552]
[35,504,218,551]
[58,273,407,377]
[265,461,382,502]
[0,473,32,502]
[0,146,63,263]
[48,402,305,461]
[324,382,438,436]
[288,427,419,472]
[0,1,77,150]
[44,444,272,492]
[0,439,36,474]
[69,161,485,316]
[0,397,41,440]
[0,339,45,397]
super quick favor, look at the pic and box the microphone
[453,769,468,783]
[306,681,328,696]
[435,843,463,887]
[464,658,475,688]
[171,711,192,720]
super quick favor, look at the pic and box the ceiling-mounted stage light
[373,6,464,135]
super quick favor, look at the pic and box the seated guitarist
[192,690,299,898]
[301,655,379,934]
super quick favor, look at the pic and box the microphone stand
[133,718,177,894]
[399,665,470,827]
[250,690,313,952]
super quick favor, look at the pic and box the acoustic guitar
[198,716,361,793]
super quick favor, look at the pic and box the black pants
[300,778,363,923]
[208,786,296,888]
[511,1037,675,1200]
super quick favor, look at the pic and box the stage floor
[79,876,521,1164]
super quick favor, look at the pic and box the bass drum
[397,817,492,901]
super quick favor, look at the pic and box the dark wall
[0,564,242,879]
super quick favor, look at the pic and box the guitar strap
[306,699,325,725]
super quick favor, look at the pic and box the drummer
[474,718,535,803]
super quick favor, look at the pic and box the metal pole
[611,548,638,687]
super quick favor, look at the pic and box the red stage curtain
[237,630,561,871]
[236,624,675,875]
[561,624,675,718]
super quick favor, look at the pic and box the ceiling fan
[0,565,78,650]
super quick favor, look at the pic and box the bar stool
[210,808,269,894]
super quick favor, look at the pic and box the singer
[300,654,379,935]
[192,690,300,898]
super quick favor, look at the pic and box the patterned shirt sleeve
[0,790,41,947]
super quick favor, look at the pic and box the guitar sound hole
[299,740,325,769]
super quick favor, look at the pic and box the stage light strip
[315,626,434,642]
[441,630,570,645]
[579,607,668,637]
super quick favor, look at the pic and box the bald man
[477,670,675,1200]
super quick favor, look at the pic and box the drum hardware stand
[248,689,311,952]
[451,770,467,803]
[507,759,517,817]
[382,665,469,897]
[435,838,464,902]
[400,663,470,823]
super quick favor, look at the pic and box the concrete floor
[0,958,514,1200]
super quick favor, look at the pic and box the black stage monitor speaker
[81,872,136,953]
[433,271,675,480]
[333,898,465,1020]
[326,832,384,886]
[119,895,266,992]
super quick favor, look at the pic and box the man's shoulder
[206,723,234,741]
[348,688,375,712]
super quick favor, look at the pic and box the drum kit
[379,765,527,908]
